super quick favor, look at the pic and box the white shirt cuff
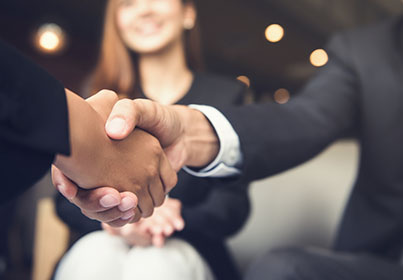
[182,105,242,178]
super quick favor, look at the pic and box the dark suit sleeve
[218,34,359,183]
[0,40,70,202]
[180,81,250,240]
[180,181,250,240]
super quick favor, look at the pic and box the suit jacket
[0,40,69,203]
[219,17,403,261]
[55,73,250,280]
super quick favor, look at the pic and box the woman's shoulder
[189,72,247,105]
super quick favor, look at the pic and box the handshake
[53,89,219,227]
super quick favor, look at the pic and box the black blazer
[0,40,69,203]
[219,17,403,261]
[56,73,250,280]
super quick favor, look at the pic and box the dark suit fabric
[0,40,69,203]
[219,17,403,270]
[55,73,250,280]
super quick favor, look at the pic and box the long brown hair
[88,0,203,98]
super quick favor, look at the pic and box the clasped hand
[52,90,178,226]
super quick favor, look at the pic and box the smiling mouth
[134,22,162,36]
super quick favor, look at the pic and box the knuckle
[146,165,159,179]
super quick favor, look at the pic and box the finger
[72,187,121,213]
[118,192,138,212]
[152,233,165,248]
[136,185,155,218]
[153,214,174,236]
[156,210,179,234]
[128,208,142,224]
[105,217,134,228]
[86,89,119,122]
[51,166,78,200]
[148,178,166,207]
[164,199,185,231]
[102,223,121,235]
[81,207,130,223]
[105,99,137,140]
[159,152,178,193]
[148,218,164,236]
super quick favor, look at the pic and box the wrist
[175,106,219,168]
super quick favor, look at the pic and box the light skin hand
[105,98,220,171]
[102,198,184,247]
[103,221,153,247]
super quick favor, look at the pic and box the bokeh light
[274,88,290,104]
[265,24,284,43]
[35,23,66,54]
[237,75,251,87]
[310,49,328,67]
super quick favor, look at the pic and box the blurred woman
[54,0,250,279]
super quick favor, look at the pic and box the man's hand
[102,198,184,247]
[104,99,220,171]
[53,90,177,221]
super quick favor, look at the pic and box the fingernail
[121,210,134,220]
[118,197,136,212]
[57,184,73,200]
[100,195,120,208]
[106,118,126,136]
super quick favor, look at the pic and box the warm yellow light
[274,88,290,104]
[310,49,328,67]
[39,31,60,51]
[265,24,284,43]
[237,75,250,87]
[35,23,65,54]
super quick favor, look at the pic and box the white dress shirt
[182,105,242,177]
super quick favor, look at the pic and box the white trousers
[54,231,214,280]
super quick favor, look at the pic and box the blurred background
[0,0,402,279]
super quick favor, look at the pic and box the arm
[0,40,176,223]
[0,40,69,201]
[217,34,359,182]
[104,34,358,183]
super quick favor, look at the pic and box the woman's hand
[102,198,185,247]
